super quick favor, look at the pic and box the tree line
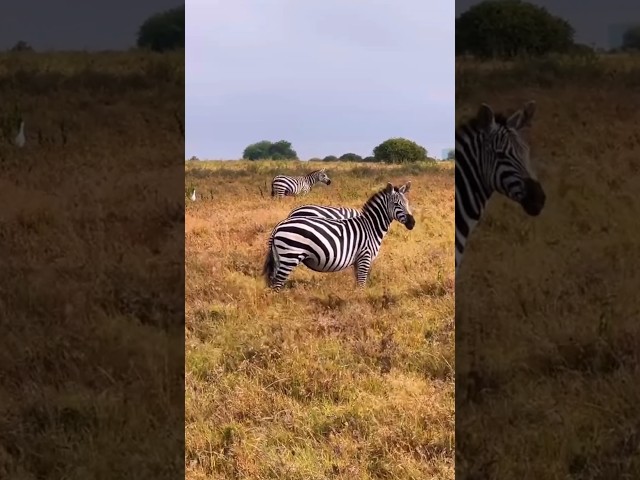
[241,138,447,163]
[457,0,640,59]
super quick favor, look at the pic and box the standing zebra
[271,169,331,198]
[455,100,546,272]
[287,204,360,220]
[263,182,414,292]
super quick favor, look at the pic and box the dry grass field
[185,160,455,479]
[0,51,184,478]
[456,54,640,479]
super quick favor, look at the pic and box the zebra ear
[507,101,536,130]
[477,104,496,132]
[385,182,393,193]
[398,181,411,194]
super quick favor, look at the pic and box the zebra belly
[302,250,358,273]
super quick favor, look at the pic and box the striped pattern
[271,169,331,198]
[264,182,415,291]
[455,101,546,272]
[288,204,361,220]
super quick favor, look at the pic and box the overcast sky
[457,0,639,48]
[186,0,455,160]
[0,1,179,50]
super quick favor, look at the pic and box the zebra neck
[305,173,319,184]
[360,196,392,237]
[455,158,493,218]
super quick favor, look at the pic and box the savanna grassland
[0,51,184,478]
[456,54,640,479]
[185,160,455,479]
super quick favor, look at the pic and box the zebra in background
[455,100,546,272]
[287,204,360,220]
[271,168,332,198]
[263,182,415,292]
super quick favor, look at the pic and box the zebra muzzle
[404,215,416,230]
[521,178,546,216]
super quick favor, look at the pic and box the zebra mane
[458,112,509,131]
[361,186,390,212]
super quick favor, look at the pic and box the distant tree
[243,140,272,160]
[189,155,200,161]
[323,155,338,162]
[269,140,298,160]
[11,41,33,52]
[363,156,376,163]
[242,140,298,160]
[373,138,427,164]
[622,25,640,51]
[569,42,597,58]
[339,153,363,162]
[446,149,455,160]
[308,157,323,162]
[137,5,185,52]
[456,1,574,59]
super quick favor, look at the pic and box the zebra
[455,100,546,272]
[271,168,331,198]
[287,204,361,220]
[263,182,414,292]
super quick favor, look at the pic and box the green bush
[456,0,574,59]
[323,155,338,162]
[339,153,363,162]
[137,5,185,52]
[242,140,298,160]
[373,138,428,164]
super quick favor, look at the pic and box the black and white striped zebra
[287,204,361,220]
[271,169,331,198]
[263,182,414,291]
[455,100,546,271]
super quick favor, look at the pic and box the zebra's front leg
[354,255,372,288]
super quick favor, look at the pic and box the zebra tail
[263,239,276,285]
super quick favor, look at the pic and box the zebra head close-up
[263,181,415,292]
[383,181,415,230]
[455,100,546,271]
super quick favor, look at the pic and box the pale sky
[186,0,455,160]
[0,1,179,50]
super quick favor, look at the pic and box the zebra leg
[354,255,372,288]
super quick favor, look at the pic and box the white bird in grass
[190,188,196,201]
[14,119,25,147]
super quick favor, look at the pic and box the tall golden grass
[456,54,640,479]
[185,160,455,479]
[0,51,184,478]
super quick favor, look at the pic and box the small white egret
[190,189,196,201]
[14,119,25,147]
